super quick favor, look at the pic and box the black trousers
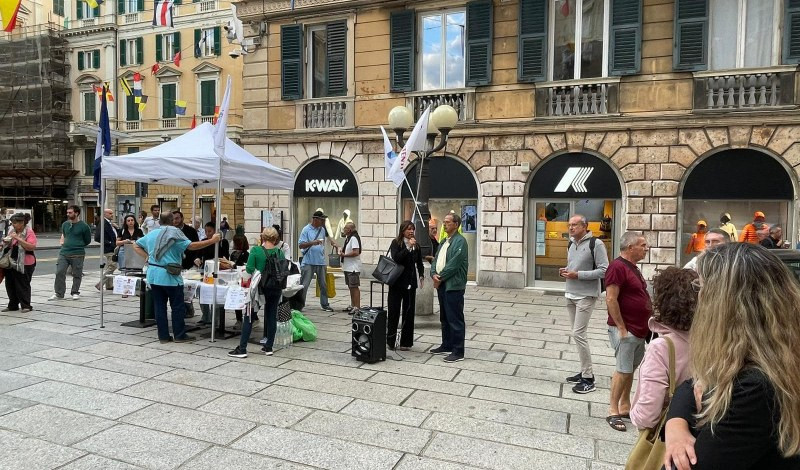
[387,285,416,348]
[4,264,35,310]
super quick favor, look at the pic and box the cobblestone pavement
[0,273,634,469]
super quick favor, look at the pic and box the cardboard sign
[113,276,138,296]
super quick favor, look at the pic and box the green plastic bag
[290,310,317,342]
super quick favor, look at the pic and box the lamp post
[387,104,459,259]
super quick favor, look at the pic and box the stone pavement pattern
[0,273,635,469]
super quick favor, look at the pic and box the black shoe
[443,354,464,363]
[228,346,247,358]
[261,346,273,356]
[159,336,174,344]
[174,335,196,343]
[321,305,334,312]
[572,377,596,394]
[429,346,451,355]
[566,372,583,383]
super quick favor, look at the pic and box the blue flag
[93,84,112,191]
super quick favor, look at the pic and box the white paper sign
[199,283,228,305]
[113,276,138,296]
[183,281,199,302]
[224,286,249,310]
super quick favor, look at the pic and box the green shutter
[673,0,707,71]
[118,0,124,14]
[94,5,100,16]
[281,24,304,100]
[93,50,100,69]
[126,94,139,120]
[465,0,493,86]
[173,32,181,57]
[84,92,96,121]
[173,0,180,5]
[390,10,415,92]
[136,37,144,64]
[609,0,642,75]
[137,0,143,11]
[119,39,126,66]
[784,0,800,63]
[77,51,85,71]
[194,29,201,57]
[201,80,216,115]
[162,84,176,118]
[214,26,222,55]
[325,21,347,97]
[76,2,83,19]
[155,34,163,62]
[518,0,548,82]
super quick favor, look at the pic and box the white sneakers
[72,294,80,300]
[48,294,80,301]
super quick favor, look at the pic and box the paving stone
[8,381,151,419]
[0,370,45,393]
[591,461,625,470]
[470,385,589,415]
[359,358,458,381]
[0,337,50,355]
[231,425,402,470]
[118,379,223,409]
[403,390,568,433]
[0,325,99,349]
[274,347,363,367]
[568,414,639,445]
[423,355,518,375]
[206,361,293,384]
[76,330,159,346]
[455,369,561,396]
[341,399,430,427]
[145,351,228,372]
[28,347,105,365]
[367,371,475,397]
[158,369,269,395]
[276,371,414,405]
[393,455,484,470]
[84,357,174,378]
[293,410,433,454]
[515,365,612,389]
[121,403,255,445]
[74,424,209,470]
[0,429,86,470]
[291,338,352,353]
[15,321,90,335]
[199,394,311,427]
[253,384,354,412]
[278,359,377,380]
[11,360,144,392]
[0,404,115,445]
[78,341,170,360]
[0,395,35,417]
[423,432,590,470]
[58,454,145,470]
[184,446,312,469]
[19,312,98,327]
[597,440,633,465]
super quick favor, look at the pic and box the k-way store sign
[294,159,359,197]
[305,179,349,193]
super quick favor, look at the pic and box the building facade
[236,0,800,289]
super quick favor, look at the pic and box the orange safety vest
[685,232,706,254]
[739,224,759,244]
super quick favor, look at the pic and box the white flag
[213,75,232,157]
[387,107,430,188]
[380,126,404,186]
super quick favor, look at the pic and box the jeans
[97,253,117,289]
[239,289,281,351]
[300,264,329,309]
[54,254,85,296]
[150,284,187,340]
[4,264,35,310]
[566,296,597,378]
[437,283,465,357]
[387,284,416,348]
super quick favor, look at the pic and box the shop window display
[294,198,358,257]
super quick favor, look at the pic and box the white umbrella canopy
[101,122,293,189]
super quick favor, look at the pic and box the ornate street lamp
[387,104,459,258]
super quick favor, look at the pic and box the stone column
[415,263,435,317]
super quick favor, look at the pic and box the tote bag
[371,247,404,285]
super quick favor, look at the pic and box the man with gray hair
[604,231,651,432]
[760,224,784,249]
[562,214,609,394]
[340,221,361,314]
[431,212,469,363]
[684,228,730,270]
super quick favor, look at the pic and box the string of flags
[152,0,174,27]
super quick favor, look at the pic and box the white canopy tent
[100,121,293,341]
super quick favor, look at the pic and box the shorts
[344,271,360,288]
[608,326,646,374]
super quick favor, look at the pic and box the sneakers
[443,354,464,363]
[258,337,268,345]
[566,372,583,383]
[342,306,353,312]
[48,294,63,301]
[321,305,334,312]
[429,346,451,355]
[71,294,80,301]
[572,377,596,394]
[21,308,32,313]
[261,346,273,356]
[159,337,174,344]
[174,335,196,343]
[228,346,247,358]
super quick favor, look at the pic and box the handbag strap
[651,336,676,437]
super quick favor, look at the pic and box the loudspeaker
[352,307,386,363]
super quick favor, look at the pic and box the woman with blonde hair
[664,243,800,469]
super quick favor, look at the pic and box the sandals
[606,415,627,432]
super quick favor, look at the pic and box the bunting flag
[133,72,142,82]
[133,77,143,102]
[93,84,113,102]
[195,32,206,57]
[151,63,160,75]
[173,51,181,67]
[175,100,187,115]
[93,84,111,191]
[152,0,174,27]
[119,78,133,97]
[137,95,148,112]
[84,0,104,9]
[190,115,196,129]
[213,105,220,124]
[1,0,22,32]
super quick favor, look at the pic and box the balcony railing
[200,116,215,124]
[296,97,354,129]
[124,12,139,23]
[693,69,796,110]
[406,89,474,121]
[161,118,177,129]
[125,121,140,131]
[536,79,619,117]
[81,18,98,27]
[198,0,216,12]
[63,14,115,31]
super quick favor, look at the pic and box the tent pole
[211,175,222,342]
[99,178,105,329]
[191,184,197,230]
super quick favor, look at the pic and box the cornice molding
[236,0,390,20]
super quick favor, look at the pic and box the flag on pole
[387,107,430,188]
[381,126,403,186]
[151,63,160,75]
[190,114,197,129]
[213,75,232,157]
[1,0,22,32]
[173,51,181,67]
[152,0,173,27]
[137,95,148,112]
[119,78,133,96]
[195,32,206,57]
[175,100,187,115]
[93,84,112,191]
[84,0,104,9]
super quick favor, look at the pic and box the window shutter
[77,51,85,71]
[281,24,304,100]
[126,94,139,120]
[136,37,144,64]
[155,34,163,62]
[609,0,642,75]
[390,10,415,92]
[214,26,221,56]
[94,5,100,16]
[194,29,201,57]
[466,0,493,86]
[673,0,707,71]
[518,0,548,82]
[76,2,83,19]
[118,0,125,14]
[326,21,347,97]
[93,50,100,69]
[201,80,215,115]
[163,84,176,118]
[173,0,180,5]
[137,0,143,11]
[119,39,126,66]
[784,0,800,63]
[173,32,181,57]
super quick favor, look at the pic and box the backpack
[259,247,290,291]
[567,237,606,292]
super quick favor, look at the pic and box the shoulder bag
[624,336,676,470]
[371,244,404,285]
[328,246,341,268]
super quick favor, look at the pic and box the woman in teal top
[229,227,284,358]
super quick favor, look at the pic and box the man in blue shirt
[298,210,337,312]
[133,211,220,343]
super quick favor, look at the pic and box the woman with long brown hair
[664,243,800,469]
[386,220,425,350]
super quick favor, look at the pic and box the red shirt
[605,257,652,338]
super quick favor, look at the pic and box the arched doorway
[679,149,795,265]
[401,156,479,281]
[527,152,623,288]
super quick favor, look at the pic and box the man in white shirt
[142,205,160,234]
[683,228,729,270]
[340,222,362,315]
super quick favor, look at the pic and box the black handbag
[328,247,341,268]
[371,247,404,285]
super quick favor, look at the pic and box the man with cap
[719,213,737,241]
[685,220,707,254]
[298,210,337,312]
[740,211,766,244]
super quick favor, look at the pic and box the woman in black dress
[386,220,425,351]
[116,214,144,297]
[227,234,257,328]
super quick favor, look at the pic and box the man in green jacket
[49,205,92,301]
[430,212,469,363]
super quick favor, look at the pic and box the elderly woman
[2,213,37,313]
